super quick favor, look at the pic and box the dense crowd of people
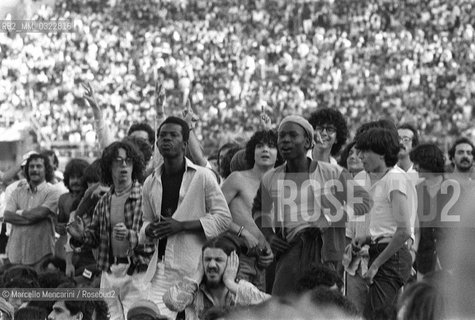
[1,0,475,319]
[1,0,475,156]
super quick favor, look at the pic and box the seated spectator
[163,234,270,319]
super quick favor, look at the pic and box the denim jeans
[364,243,412,318]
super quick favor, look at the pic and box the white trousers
[101,263,146,320]
[144,261,179,320]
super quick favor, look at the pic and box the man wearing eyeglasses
[67,140,154,320]
[308,108,348,166]
[397,123,419,182]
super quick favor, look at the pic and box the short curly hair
[100,141,144,186]
[25,153,55,183]
[245,130,282,168]
[308,108,348,155]
[63,158,90,192]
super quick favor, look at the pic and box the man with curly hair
[221,130,279,290]
[68,141,154,320]
[3,153,61,267]
[308,108,348,165]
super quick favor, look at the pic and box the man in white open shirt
[139,117,231,319]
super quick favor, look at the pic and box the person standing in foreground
[139,116,231,319]
[68,141,153,320]
[221,130,278,290]
[252,115,370,296]
[354,128,414,317]
[3,153,61,267]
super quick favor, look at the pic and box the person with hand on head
[163,234,270,320]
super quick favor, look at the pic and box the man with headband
[252,115,370,296]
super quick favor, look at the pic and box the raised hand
[182,98,199,128]
[82,82,101,119]
[260,105,271,129]
[155,82,166,118]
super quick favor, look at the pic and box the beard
[205,277,222,289]
[456,159,473,172]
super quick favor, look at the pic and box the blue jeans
[364,243,412,318]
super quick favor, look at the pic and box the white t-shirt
[368,166,417,241]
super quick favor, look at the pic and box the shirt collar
[27,181,47,193]
[155,157,198,176]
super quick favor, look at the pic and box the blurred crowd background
[1,0,475,159]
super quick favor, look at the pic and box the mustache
[206,267,218,273]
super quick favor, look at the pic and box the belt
[371,236,392,245]
[110,256,131,265]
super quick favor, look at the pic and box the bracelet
[237,226,244,238]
